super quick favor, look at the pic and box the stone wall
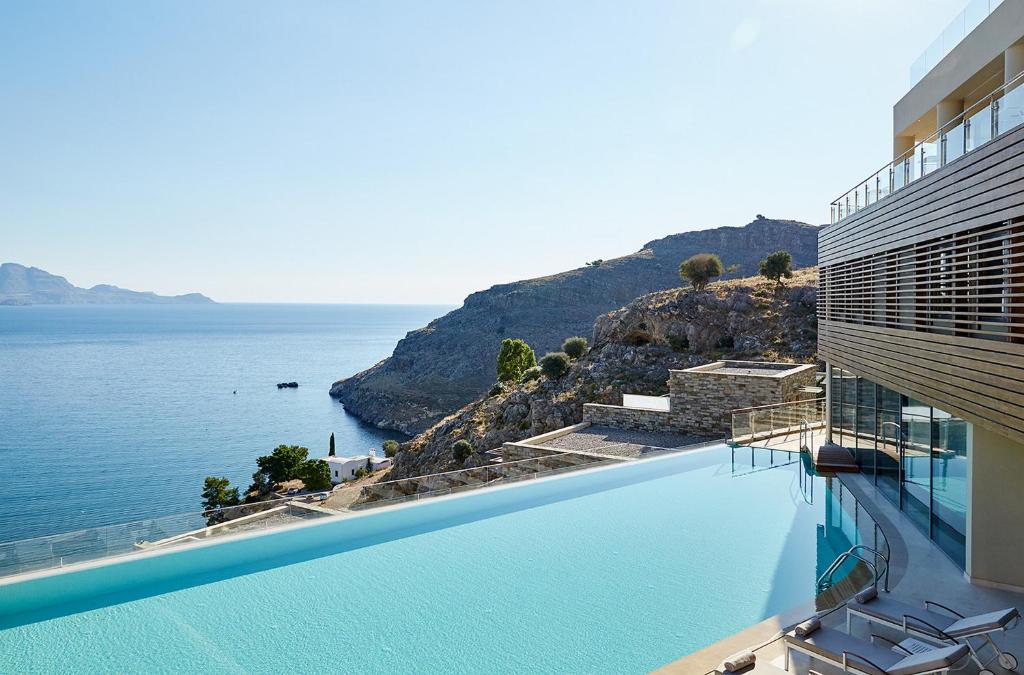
[668,363,817,434]
[582,403,673,432]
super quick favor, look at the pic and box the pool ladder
[816,544,889,593]
[798,419,814,452]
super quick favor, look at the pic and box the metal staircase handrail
[817,544,890,593]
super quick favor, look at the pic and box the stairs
[811,442,859,473]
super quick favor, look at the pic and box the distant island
[0,263,215,305]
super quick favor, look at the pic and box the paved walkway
[540,425,715,459]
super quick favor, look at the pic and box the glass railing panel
[964,0,991,33]
[921,141,939,176]
[876,166,891,200]
[943,122,965,164]
[906,150,919,184]
[893,159,906,191]
[996,83,1024,136]
[966,104,993,151]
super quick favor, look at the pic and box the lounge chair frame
[847,599,1019,673]
[783,630,968,674]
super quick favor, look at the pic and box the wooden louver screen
[820,219,1024,343]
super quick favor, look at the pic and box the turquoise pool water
[0,446,864,674]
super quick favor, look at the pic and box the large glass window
[828,368,970,570]
[932,411,968,567]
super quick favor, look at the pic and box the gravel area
[541,426,715,458]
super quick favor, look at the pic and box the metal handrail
[831,67,1024,220]
[730,397,824,414]
[817,544,890,593]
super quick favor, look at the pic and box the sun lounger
[847,586,1020,673]
[783,618,970,674]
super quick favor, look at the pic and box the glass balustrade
[831,68,1024,224]
[909,0,1003,87]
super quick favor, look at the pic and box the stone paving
[541,425,715,458]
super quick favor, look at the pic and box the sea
[0,303,452,543]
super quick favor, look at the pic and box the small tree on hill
[496,338,537,383]
[300,459,332,491]
[540,351,571,378]
[328,432,336,457]
[382,439,400,458]
[255,444,310,485]
[452,439,473,463]
[202,476,240,511]
[759,250,794,286]
[679,253,724,291]
[562,336,589,359]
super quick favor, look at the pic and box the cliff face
[388,267,818,479]
[331,218,819,434]
[0,263,214,305]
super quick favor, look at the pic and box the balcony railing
[909,0,1004,86]
[831,68,1024,224]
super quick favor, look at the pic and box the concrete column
[936,98,964,131]
[893,135,915,161]
[967,424,1024,591]
[1005,42,1024,84]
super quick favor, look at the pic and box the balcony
[909,0,1004,86]
[831,69,1024,224]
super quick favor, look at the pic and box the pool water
[0,446,862,674]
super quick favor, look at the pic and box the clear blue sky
[1,0,965,303]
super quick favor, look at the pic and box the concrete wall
[668,366,816,435]
[582,403,673,432]
[967,425,1024,590]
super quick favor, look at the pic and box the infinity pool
[0,445,864,673]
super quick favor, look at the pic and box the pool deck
[657,471,1024,674]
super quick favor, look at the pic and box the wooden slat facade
[820,123,1024,444]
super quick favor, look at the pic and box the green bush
[452,439,473,463]
[489,382,505,397]
[519,365,542,382]
[716,335,735,349]
[382,439,400,458]
[562,336,589,359]
[201,476,240,511]
[622,329,652,346]
[668,335,690,352]
[496,338,537,383]
[759,250,794,285]
[300,459,332,491]
[255,445,309,484]
[679,253,724,291]
[539,351,571,378]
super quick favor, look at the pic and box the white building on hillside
[324,454,392,484]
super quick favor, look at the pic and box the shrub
[539,351,571,378]
[300,459,332,491]
[496,338,537,383]
[679,253,724,291]
[452,439,473,463]
[562,336,589,359]
[201,476,240,511]
[759,250,794,285]
[668,335,690,352]
[519,365,542,382]
[585,259,604,267]
[489,382,505,397]
[255,445,309,484]
[716,335,735,349]
[622,329,652,346]
[382,440,400,458]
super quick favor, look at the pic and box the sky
[1,0,967,304]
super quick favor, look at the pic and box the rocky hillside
[0,263,214,305]
[388,268,818,479]
[331,218,818,434]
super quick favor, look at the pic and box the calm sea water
[0,303,450,543]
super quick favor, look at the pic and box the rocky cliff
[0,263,214,305]
[331,218,818,434]
[388,267,818,479]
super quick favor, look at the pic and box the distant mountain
[331,217,819,434]
[0,263,215,305]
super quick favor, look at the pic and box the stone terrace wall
[669,365,816,435]
[583,403,673,432]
